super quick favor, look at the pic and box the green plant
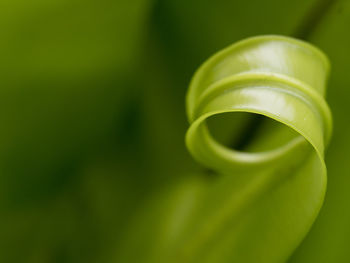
[2,0,350,262]
[184,35,332,262]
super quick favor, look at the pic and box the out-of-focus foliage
[0,0,348,262]
[0,0,152,262]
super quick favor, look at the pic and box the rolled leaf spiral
[185,35,332,262]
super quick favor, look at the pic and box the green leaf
[183,35,332,262]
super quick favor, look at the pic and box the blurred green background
[0,0,349,262]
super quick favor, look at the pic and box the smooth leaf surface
[183,36,331,262]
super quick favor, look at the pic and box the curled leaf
[184,35,332,262]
